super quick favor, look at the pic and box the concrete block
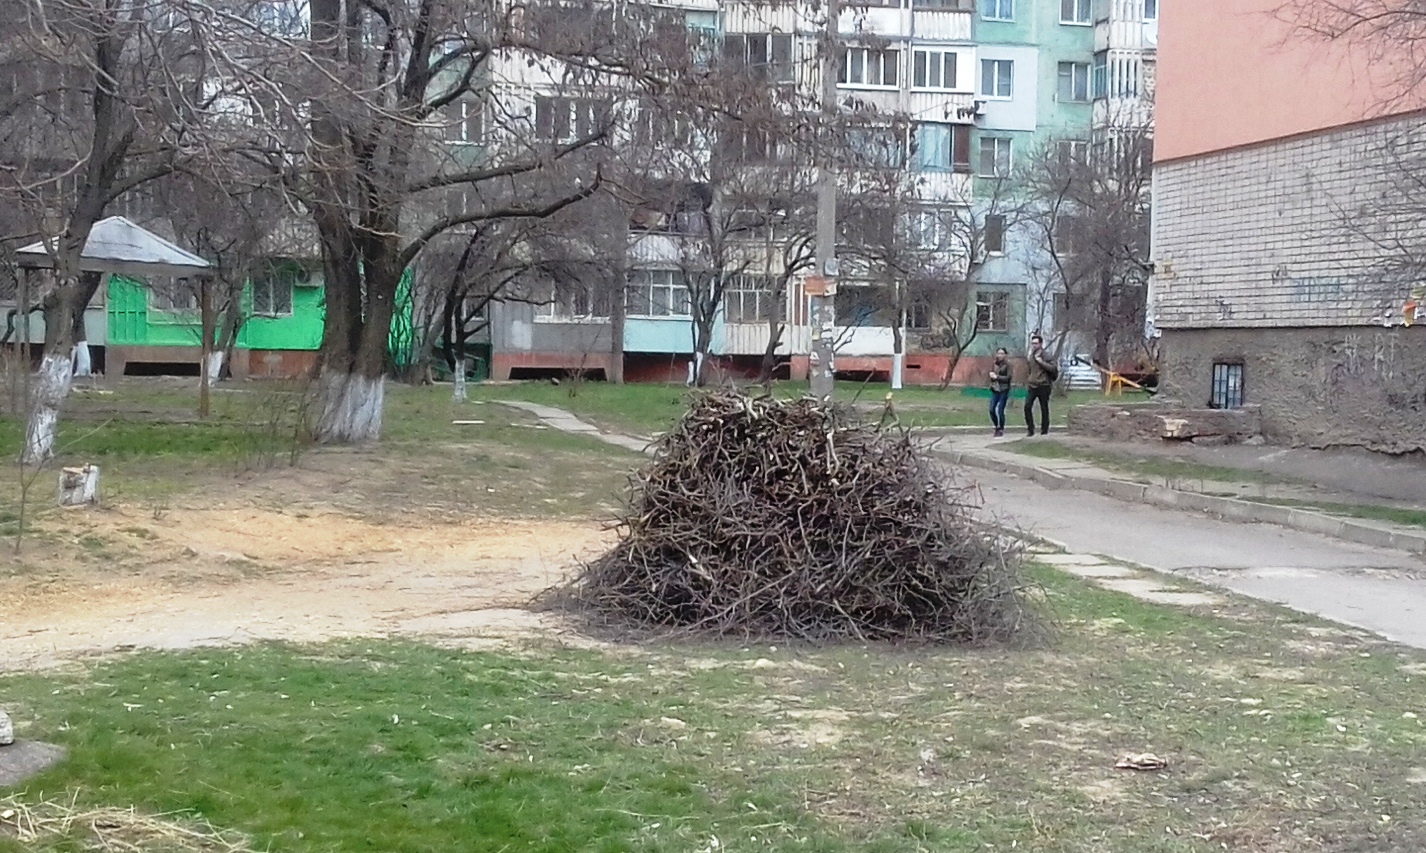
[1286,509,1348,540]
[1390,531,1426,554]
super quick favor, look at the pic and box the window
[847,126,905,168]
[534,96,607,143]
[953,124,973,172]
[1091,52,1108,99]
[441,98,482,144]
[983,214,1006,254]
[907,300,934,331]
[627,269,691,317]
[980,59,1013,98]
[982,0,1013,20]
[1054,214,1084,256]
[1057,61,1090,102]
[251,265,297,316]
[725,275,773,323]
[1060,0,1091,24]
[722,119,777,163]
[1211,362,1244,409]
[912,50,959,90]
[839,48,899,87]
[1055,138,1088,165]
[914,123,972,173]
[722,32,795,83]
[912,207,955,249]
[978,136,1012,177]
[149,277,200,312]
[536,281,610,320]
[975,291,1009,333]
[1143,0,1157,20]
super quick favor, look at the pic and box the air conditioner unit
[973,99,987,116]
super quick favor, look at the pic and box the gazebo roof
[16,216,212,278]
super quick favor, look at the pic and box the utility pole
[808,0,839,400]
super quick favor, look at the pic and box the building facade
[1150,0,1425,453]
[484,0,1160,385]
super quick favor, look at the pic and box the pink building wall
[1155,0,1421,163]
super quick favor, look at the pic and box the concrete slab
[0,741,66,787]
[1098,578,1177,598]
[1036,554,1109,567]
[1131,590,1225,607]
[1056,563,1139,580]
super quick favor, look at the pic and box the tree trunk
[891,314,905,391]
[453,357,467,402]
[1094,267,1114,372]
[24,349,71,464]
[313,368,385,443]
[23,273,101,464]
[608,273,625,385]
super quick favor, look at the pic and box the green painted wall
[108,272,325,351]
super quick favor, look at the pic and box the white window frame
[981,0,1013,21]
[626,269,692,318]
[148,277,200,313]
[1057,61,1091,102]
[983,214,1007,255]
[441,98,482,145]
[978,136,1012,178]
[980,59,1013,99]
[535,282,610,322]
[839,47,900,89]
[251,268,296,317]
[912,207,955,249]
[975,291,1010,333]
[724,274,773,323]
[912,49,960,91]
[1059,0,1092,24]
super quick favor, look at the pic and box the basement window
[1210,362,1244,409]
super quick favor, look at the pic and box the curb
[935,447,1426,556]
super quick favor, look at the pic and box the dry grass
[1,793,256,853]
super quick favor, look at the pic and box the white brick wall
[1151,116,1426,329]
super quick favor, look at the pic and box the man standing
[1024,334,1055,436]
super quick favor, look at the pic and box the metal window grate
[1211,363,1244,409]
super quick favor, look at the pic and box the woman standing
[988,347,1012,437]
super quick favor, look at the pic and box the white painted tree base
[891,352,905,390]
[23,354,73,464]
[313,371,385,444]
[205,351,225,387]
[452,358,468,403]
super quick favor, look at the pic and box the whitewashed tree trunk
[452,357,468,403]
[313,369,385,444]
[891,351,904,390]
[205,351,225,387]
[72,340,92,377]
[24,353,73,464]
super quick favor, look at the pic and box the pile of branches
[557,391,1036,643]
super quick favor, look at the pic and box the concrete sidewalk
[926,432,1426,555]
[496,400,653,455]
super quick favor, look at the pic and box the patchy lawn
[1002,438,1294,488]
[3,565,1425,853]
[468,380,1113,434]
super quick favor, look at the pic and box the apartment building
[1150,0,1425,453]
[484,0,1159,385]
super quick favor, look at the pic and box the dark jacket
[990,361,1012,393]
[1026,348,1055,388]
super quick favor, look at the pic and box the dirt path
[2,506,614,671]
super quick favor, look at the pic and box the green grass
[4,566,1426,852]
[1002,439,1291,486]
[468,380,1115,434]
[1242,497,1426,530]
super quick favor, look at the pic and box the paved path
[966,466,1426,649]
[496,401,1426,650]
[496,401,652,454]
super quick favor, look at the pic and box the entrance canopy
[15,216,212,278]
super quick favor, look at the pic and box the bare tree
[0,0,284,461]
[1023,123,1153,371]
